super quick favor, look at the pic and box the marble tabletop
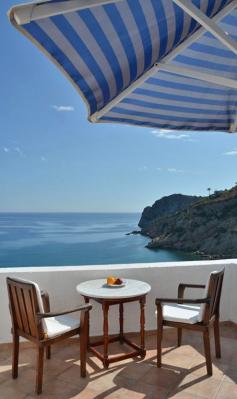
[76,279,151,299]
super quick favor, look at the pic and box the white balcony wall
[0,260,236,343]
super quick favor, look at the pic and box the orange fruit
[107,276,116,285]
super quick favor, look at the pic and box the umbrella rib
[9,0,123,25]
[156,63,237,90]
[172,0,237,56]
[90,0,237,122]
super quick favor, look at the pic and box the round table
[76,279,151,368]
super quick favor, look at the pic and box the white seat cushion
[161,270,223,324]
[44,315,80,338]
[163,303,201,324]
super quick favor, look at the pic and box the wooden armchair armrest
[178,283,206,301]
[37,303,92,319]
[155,297,210,306]
[178,283,206,290]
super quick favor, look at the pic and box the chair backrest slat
[16,287,30,334]
[210,271,224,318]
[204,268,225,323]
[7,277,43,339]
[11,285,24,331]
[23,289,38,337]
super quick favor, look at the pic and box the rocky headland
[139,194,201,229]
[137,187,237,259]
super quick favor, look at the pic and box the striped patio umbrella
[9,0,237,132]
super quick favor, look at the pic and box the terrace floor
[0,323,237,399]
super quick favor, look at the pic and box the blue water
[0,213,199,267]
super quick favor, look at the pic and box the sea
[0,213,199,268]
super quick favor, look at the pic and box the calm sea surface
[0,213,199,267]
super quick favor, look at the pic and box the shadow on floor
[0,323,236,398]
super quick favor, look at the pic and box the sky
[1,1,237,213]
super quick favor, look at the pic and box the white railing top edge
[0,259,236,274]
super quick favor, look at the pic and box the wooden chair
[156,269,225,376]
[7,277,92,394]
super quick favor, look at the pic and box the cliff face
[140,187,237,258]
[139,194,201,228]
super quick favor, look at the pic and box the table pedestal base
[84,294,147,369]
[89,335,146,368]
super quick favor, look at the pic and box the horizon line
[0,211,141,214]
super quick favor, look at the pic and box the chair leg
[214,318,221,358]
[80,334,86,378]
[46,346,51,360]
[36,346,44,395]
[80,310,89,378]
[12,332,19,379]
[157,322,163,368]
[177,328,182,347]
[203,329,212,376]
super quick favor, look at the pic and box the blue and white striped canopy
[9,0,237,132]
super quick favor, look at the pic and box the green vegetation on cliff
[140,186,237,258]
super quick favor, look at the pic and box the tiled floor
[0,323,237,398]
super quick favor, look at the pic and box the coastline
[127,230,236,260]
[0,213,201,267]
